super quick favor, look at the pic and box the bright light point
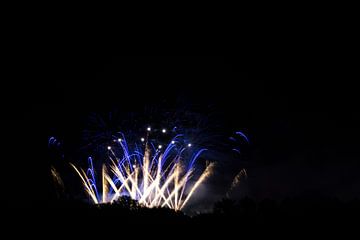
[132,164,136,169]
[171,140,175,144]
[107,146,111,150]
[162,129,166,133]
[118,138,122,142]
[141,137,145,142]
[158,145,162,149]
[147,127,151,131]
[188,143,192,147]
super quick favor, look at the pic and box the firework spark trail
[226,168,247,197]
[51,166,65,196]
[180,162,215,209]
[70,163,99,204]
[235,131,249,143]
[71,135,214,211]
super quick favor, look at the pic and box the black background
[3,19,359,210]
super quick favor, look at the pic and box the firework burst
[70,133,215,211]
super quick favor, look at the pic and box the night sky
[5,37,360,209]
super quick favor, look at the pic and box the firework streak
[71,134,214,211]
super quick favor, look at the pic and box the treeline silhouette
[10,195,358,236]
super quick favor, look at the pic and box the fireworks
[70,133,215,211]
[50,109,249,212]
[226,169,247,197]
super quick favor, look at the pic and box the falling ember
[70,135,214,211]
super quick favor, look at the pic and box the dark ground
[7,196,360,237]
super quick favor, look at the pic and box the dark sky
[4,31,360,208]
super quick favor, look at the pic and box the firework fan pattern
[71,130,214,211]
